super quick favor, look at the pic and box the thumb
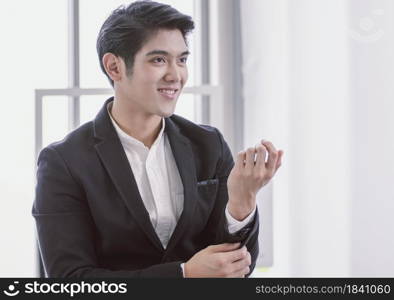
[208,242,241,252]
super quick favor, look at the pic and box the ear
[102,53,123,83]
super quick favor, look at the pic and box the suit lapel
[93,98,164,251]
[163,118,198,254]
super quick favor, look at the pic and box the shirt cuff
[180,262,185,277]
[225,204,257,234]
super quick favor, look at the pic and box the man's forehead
[145,49,190,57]
[141,29,189,55]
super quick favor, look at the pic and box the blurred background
[0,0,393,277]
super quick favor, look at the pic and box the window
[0,0,68,277]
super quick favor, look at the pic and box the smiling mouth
[157,88,179,99]
[157,88,178,95]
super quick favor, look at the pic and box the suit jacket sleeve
[200,128,260,277]
[33,146,183,278]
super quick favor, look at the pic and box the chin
[157,106,176,118]
[161,111,175,118]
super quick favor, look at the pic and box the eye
[152,57,166,64]
[179,57,188,64]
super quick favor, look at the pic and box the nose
[164,62,181,83]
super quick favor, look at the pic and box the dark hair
[96,0,195,87]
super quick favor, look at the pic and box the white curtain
[242,0,394,277]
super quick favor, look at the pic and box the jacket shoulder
[43,121,95,155]
[169,114,221,141]
[168,114,232,166]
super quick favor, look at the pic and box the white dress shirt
[107,103,256,273]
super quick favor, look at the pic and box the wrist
[227,201,255,221]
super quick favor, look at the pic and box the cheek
[146,69,168,85]
[132,63,162,84]
[182,68,188,82]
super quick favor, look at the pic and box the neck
[110,96,162,149]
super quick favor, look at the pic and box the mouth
[157,88,179,100]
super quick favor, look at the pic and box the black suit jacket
[32,97,259,278]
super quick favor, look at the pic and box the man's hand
[227,140,283,220]
[184,243,251,278]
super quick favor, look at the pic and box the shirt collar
[106,101,165,149]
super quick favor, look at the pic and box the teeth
[158,89,176,95]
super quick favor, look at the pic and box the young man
[33,1,283,278]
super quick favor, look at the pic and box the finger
[209,242,241,253]
[261,140,278,174]
[228,266,250,278]
[275,150,283,170]
[255,144,267,169]
[242,266,250,277]
[244,147,256,172]
[229,254,250,272]
[224,246,247,263]
[235,151,246,169]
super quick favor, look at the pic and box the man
[33,0,283,278]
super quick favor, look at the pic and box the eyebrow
[145,50,190,57]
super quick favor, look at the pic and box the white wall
[348,0,394,276]
[286,0,351,277]
[241,0,291,275]
[241,0,394,277]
